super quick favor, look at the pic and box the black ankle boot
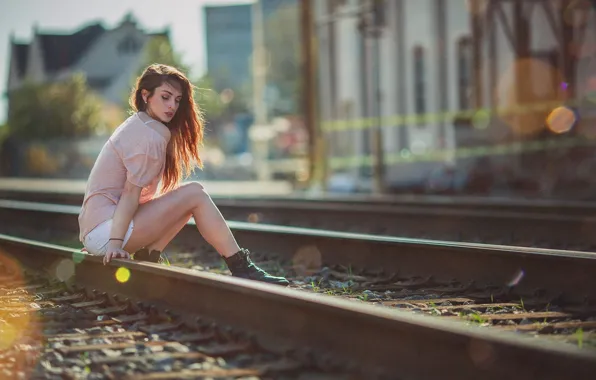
[223,249,289,286]
[132,248,170,265]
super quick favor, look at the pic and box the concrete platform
[0,178,295,197]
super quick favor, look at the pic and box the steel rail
[2,182,596,215]
[0,187,595,249]
[1,199,595,306]
[1,233,596,379]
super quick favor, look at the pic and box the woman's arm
[103,180,142,264]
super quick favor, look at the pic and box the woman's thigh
[123,182,203,253]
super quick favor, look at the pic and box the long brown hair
[129,64,204,192]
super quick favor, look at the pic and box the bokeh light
[0,248,41,373]
[497,58,564,137]
[220,88,235,104]
[468,339,495,370]
[507,269,525,287]
[546,106,577,134]
[472,109,490,130]
[247,213,261,223]
[0,323,17,351]
[54,259,75,282]
[292,245,322,277]
[115,267,131,283]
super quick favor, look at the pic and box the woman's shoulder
[110,114,167,152]
[110,114,140,137]
[114,113,170,142]
[137,111,171,141]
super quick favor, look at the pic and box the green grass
[576,328,584,349]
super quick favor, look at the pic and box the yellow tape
[328,136,595,170]
[321,100,588,132]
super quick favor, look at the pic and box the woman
[78,64,288,286]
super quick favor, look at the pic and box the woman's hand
[103,241,131,265]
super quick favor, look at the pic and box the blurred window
[118,35,141,55]
[413,45,426,119]
[457,36,472,110]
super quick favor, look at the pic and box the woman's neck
[143,109,161,123]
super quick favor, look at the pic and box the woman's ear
[141,89,149,103]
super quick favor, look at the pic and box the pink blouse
[78,112,170,241]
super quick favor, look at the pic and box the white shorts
[83,219,134,256]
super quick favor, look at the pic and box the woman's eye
[162,96,170,101]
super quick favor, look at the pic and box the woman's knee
[180,181,210,204]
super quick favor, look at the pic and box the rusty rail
[0,186,595,249]
[1,233,596,379]
[1,199,595,306]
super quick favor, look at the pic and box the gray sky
[0,0,251,124]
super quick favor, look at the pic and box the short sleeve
[120,135,165,188]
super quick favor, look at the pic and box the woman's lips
[165,111,174,118]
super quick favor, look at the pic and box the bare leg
[123,182,240,257]
[122,182,288,286]
[146,212,192,252]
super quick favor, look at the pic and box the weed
[576,328,584,349]
[311,279,323,292]
[467,312,487,324]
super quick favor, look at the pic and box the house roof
[38,23,106,73]
[9,16,169,85]
[148,31,169,39]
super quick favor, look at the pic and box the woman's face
[143,81,183,124]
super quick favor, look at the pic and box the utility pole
[250,0,272,181]
[360,0,386,194]
[300,0,318,188]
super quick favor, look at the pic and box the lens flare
[55,259,75,282]
[247,213,261,223]
[0,323,18,350]
[497,58,564,137]
[115,267,131,283]
[292,245,322,277]
[0,248,41,375]
[546,106,576,134]
[472,109,490,130]
[507,269,525,287]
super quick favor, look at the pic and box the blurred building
[315,0,466,190]
[204,4,252,92]
[315,0,596,193]
[6,13,170,119]
[203,0,299,165]
[203,0,296,92]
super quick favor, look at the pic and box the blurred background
[0,0,595,200]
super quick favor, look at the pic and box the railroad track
[3,181,596,215]
[2,199,596,377]
[1,234,596,379]
[1,187,595,250]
